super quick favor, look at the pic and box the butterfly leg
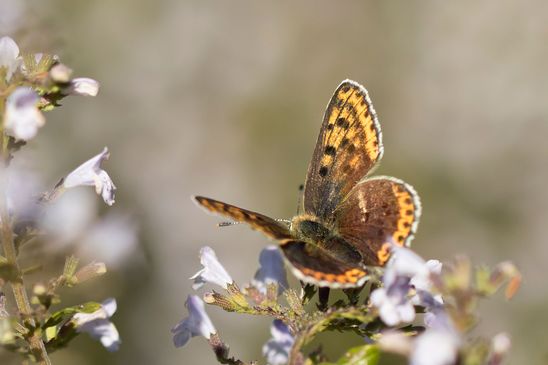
[317,287,330,311]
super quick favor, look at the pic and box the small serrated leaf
[284,289,305,316]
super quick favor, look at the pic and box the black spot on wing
[319,166,328,177]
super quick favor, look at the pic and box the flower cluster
[172,242,520,365]
[0,36,124,363]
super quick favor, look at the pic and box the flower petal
[68,77,100,96]
[172,295,216,348]
[252,245,288,295]
[0,36,20,81]
[4,87,45,140]
[262,320,294,365]
[190,246,233,290]
[63,147,116,205]
[87,320,120,352]
[410,328,460,365]
[101,298,117,317]
[73,298,121,352]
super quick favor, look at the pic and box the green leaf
[43,301,102,328]
[319,344,380,365]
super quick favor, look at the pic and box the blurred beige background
[1,0,547,364]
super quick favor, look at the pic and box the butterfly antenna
[218,221,241,228]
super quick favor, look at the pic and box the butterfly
[194,80,421,288]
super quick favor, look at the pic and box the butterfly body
[194,80,421,288]
[290,215,363,265]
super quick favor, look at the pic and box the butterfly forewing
[193,196,293,241]
[334,177,421,266]
[304,80,383,222]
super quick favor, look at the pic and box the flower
[4,87,45,140]
[0,36,21,81]
[63,147,116,206]
[40,189,98,248]
[252,245,288,295]
[372,247,445,326]
[67,77,100,96]
[410,259,443,307]
[410,328,460,365]
[387,246,443,306]
[410,305,460,365]
[383,246,430,287]
[370,276,416,326]
[0,166,43,222]
[262,320,294,365]
[79,213,139,268]
[410,259,442,292]
[49,63,73,83]
[172,295,216,348]
[190,246,233,290]
[73,298,120,352]
[489,332,511,365]
[370,246,424,326]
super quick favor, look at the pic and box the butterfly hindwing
[334,177,421,266]
[193,196,293,241]
[304,80,383,221]
[280,240,368,288]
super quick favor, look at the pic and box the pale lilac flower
[73,298,120,352]
[4,87,45,140]
[491,332,511,355]
[423,307,453,330]
[489,332,511,365]
[262,320,294,365]
[370,276,416,326]
[370,246,427,326]
[41,189,98,248]
[190,246,233,290]
[79,213,139,267]
[384,246,443,308]
[410,259,443,307]
[63,147,116,206]
[384,246,430,287]
[410,328,460,365]
[67,77,100,96]
[0,36,21,81]
[411,306,460,365]
[0,166,43,221]
[410,259,442,291]
[172,295,216,348]
[252,245,288,295]
[49,63,73,83]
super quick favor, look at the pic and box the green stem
[0,98,51,364]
